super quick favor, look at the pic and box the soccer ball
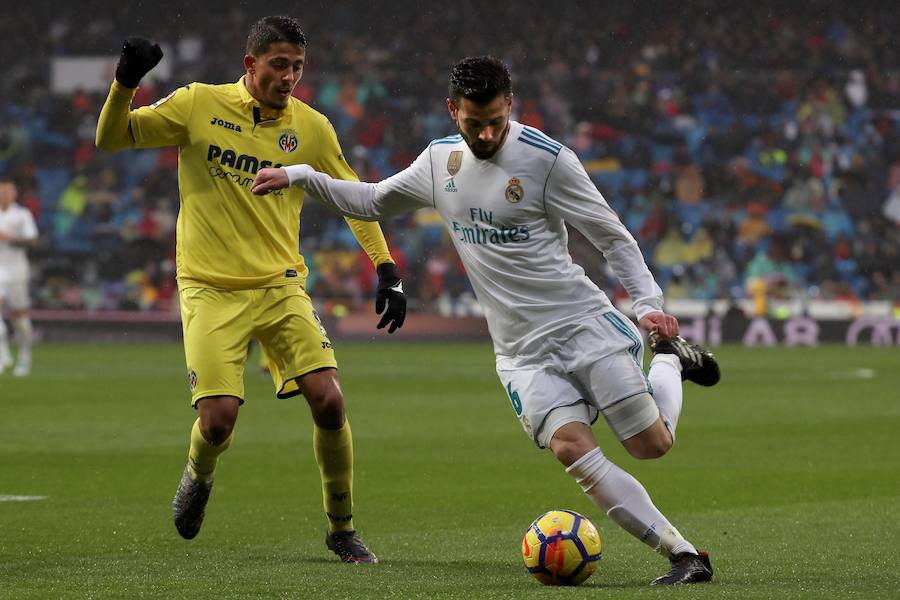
[521,509,602,586]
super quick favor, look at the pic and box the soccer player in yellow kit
[95,16,405,563]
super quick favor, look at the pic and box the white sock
[566,447,697,558]
[0,318,11,366]
[13,317,32,368]
[649,354,683,438]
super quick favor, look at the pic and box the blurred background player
[95,16,406,562]
[0,175,38,377]
[253,56,720,585]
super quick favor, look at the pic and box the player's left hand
[251,168,290,195]
[115,37,163,88]
[375,263,406,333]
[639,311,679,339]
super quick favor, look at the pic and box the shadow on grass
[292,556,650,590]
[293,556,508,570]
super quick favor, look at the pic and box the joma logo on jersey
[207,145,282,174]
[210,116,242,133]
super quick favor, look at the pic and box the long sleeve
[95,81,139,151]
[287,147,434,221]
[96,81,193,152]
[545,148,664,319]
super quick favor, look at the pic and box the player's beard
[265,84,295,110]
[456,122,510,159]
[267,92,290,110]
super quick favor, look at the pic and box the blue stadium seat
[35,168,72,231]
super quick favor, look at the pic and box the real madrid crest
[447,150,463,176]
[505,177,524,203]
[278,129,300,153]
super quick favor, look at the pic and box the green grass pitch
[1,341,898,598]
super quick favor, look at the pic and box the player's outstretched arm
[96,37,164,152]
[254,165,390,221]
[253,166,410,333]
[255,145,435,220]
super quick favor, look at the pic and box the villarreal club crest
[278,129,299,153]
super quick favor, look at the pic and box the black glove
[375,263,406,334]
[115,37,163,88]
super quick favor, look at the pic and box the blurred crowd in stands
[1,1,898,316]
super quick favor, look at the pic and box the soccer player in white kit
[0,176,38,377]
[252,56,721,585]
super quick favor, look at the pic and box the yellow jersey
[97,77,393,289]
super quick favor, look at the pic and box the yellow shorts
[179,285,336,405]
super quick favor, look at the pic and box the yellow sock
[314,419,354,533]
[187,418,232,482]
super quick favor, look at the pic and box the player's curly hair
[246,16,307,55]
[448,56,512,104]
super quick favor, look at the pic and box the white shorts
[495,310,659,449]
[0,277,30,311]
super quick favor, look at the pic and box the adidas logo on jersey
[445,179,458,192]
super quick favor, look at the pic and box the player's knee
[552,441,590,467]
[202,420,234,446]
[624,435,672,460]
[550,433,597,467]
[201,410,236,445]
[549,422,598,467]
[639,440,671,460]
[306,389,345,426]
[197,396,239,445]
[622,416,673,460]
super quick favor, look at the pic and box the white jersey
[289,120,663,356]
[0,203,38,282]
